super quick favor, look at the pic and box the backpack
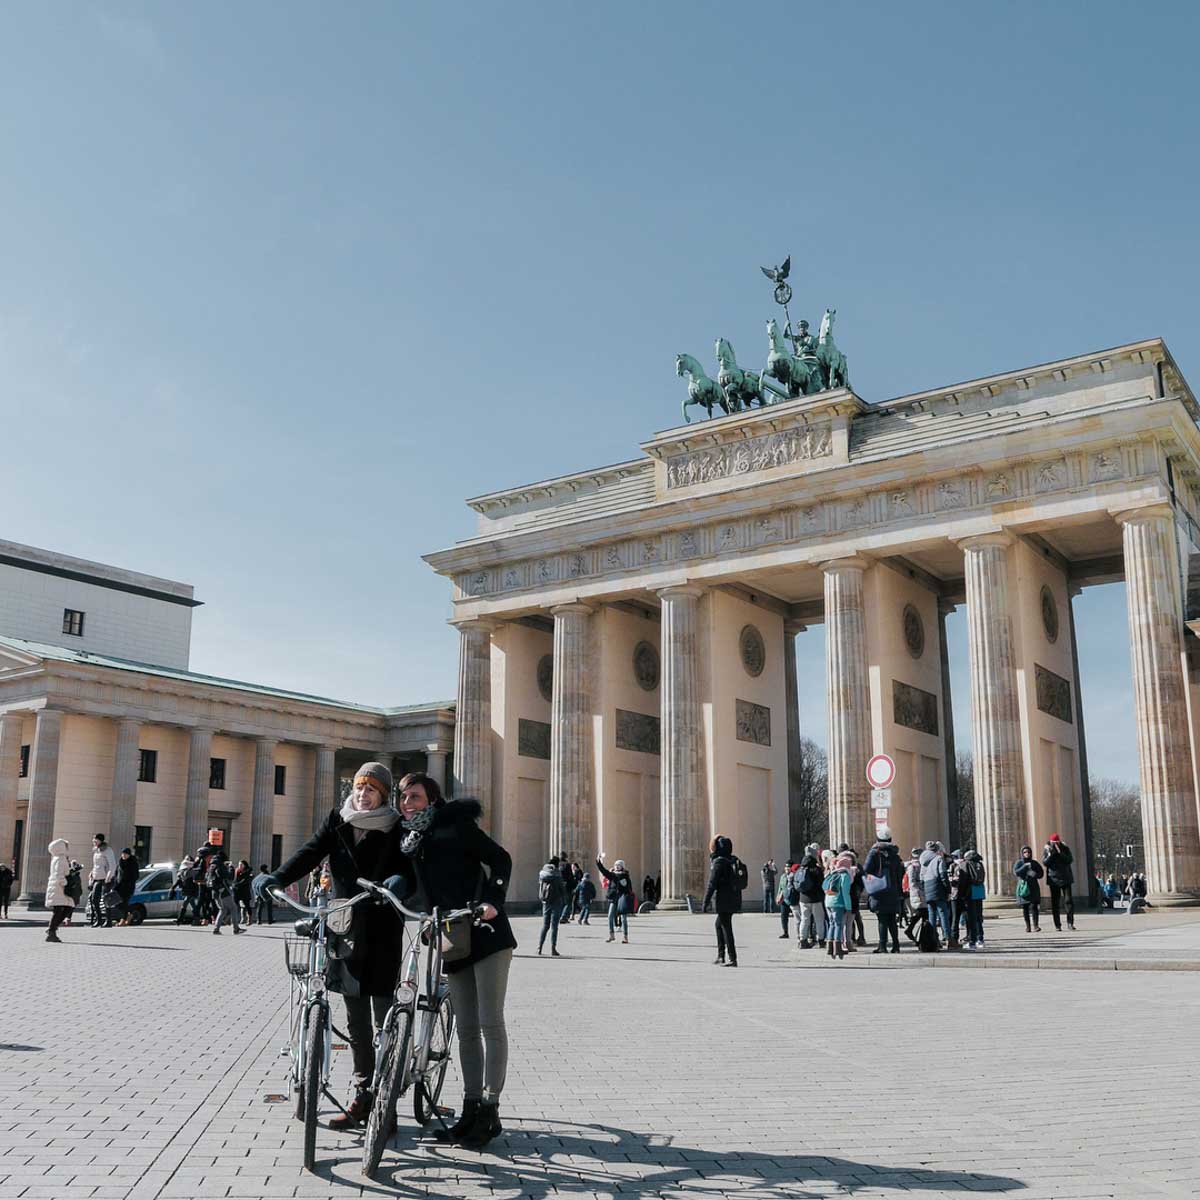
[732,857,749,891]
[966,858,985,886]
[784,872,801,906]
[207,859,231,895]
[917,916,940,952]
[65,867,83,902]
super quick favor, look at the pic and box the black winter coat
[796,854,825,902]
[395,800,517,974]
[1014,856,1044,903]
[274,808,407,998]
[595,859,634,906]
[117,855,139,901]
[862,842,904,915]
[703,854,742,914]
[1042,843,1075,888]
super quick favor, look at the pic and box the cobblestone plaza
[3,910,1198,1200]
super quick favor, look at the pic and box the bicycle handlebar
[269,887,373,918]
[354,877,483,925]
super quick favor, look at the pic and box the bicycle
[271,885,374,1171]
[353,877,490,1179]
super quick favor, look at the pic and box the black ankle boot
[434,1098,481,1143]
[460,1100,503,1150]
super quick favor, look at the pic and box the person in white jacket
[46,838,73,943]
[88,833,118,928]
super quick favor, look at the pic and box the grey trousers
[214,892,241,931]
[798,900,825,943]
[446,948,512,1103]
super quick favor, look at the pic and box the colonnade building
[426,339,1200,906]
[0,539,452,904]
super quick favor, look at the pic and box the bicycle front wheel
[362,1006,413,1179]
[302,1003,326,1171]
[413,998,455,1126]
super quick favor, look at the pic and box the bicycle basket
[283,936,310,977]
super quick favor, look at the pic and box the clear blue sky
[3,3,1197,782]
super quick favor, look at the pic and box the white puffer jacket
[45,839,72,908]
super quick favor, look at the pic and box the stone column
[823,557,873,852]
[18,709,63,904]
[1068,587,1098,903]
[0,713,23,867]
[313,746,337,828]
[109,718,142,856]
[549,603,594,862]
[424,745,448,794]
[182,728,213,857]
[1116,506,1200,900]
[452,620,495,809]
[250,738,277,871]
[960,533,1025,896]
[938,600,961,849]
[784,621,805,860]
[658,586,707,905]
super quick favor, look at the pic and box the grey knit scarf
[338,797,401,837]
[399,805,437,856]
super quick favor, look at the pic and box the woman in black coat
[390,772,516,1151]
[595,855,635,943]
[1014,845,1044,932]
[260,761,405,1130]
[862,830,904,954]
[702,835,741,967]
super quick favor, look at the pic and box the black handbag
[325,903,360,961]
[436,864,487,964]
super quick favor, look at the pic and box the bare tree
[789,737,829,858]
[1089,776,1143,876]
[954,750,976,850]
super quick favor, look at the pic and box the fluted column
[549,603,594,862]
[17,709,64,904]
[109,718,142,855]
[823,557,873,853]
[784,621,805,860]
[182,728,213,857]
[658,586,707,905]
[452,621,495,810]
[0,714,23,867]
[424,746,448,793]
[960,533,1025,896]
[938,600,961,850]
[1116,506,1200,901]
[313,746,337,827]
[250,738,277,870]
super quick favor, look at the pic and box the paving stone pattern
[2,910,1198,1199]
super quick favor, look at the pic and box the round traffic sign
[866,753,896,789]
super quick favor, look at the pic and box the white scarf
[339,797,401,836]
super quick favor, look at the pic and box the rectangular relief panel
[517,718,551,760]
[615,709,661,755]
[892,680,939,736]
[1034,664,1073,724]
[735,699,771,746]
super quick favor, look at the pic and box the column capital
[937,597,958,617]
[783,619,809,636]
[818,553,872,574]
[656,583,705,602]
[956,531,1015,553]
[550,601,594,617]
[451,616,500,634]
[1111,503,1175,526]
[425,742,449,756]
[254,736,278,750]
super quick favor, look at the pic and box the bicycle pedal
[263,1093,288,1103]
[278,1047,290,1057]
[331,1043,347,1050]
[435,1105,453,1117]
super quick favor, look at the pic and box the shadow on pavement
[335,1119,1026,1198]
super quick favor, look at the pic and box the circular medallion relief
[633,641,660,691]
[536,654,553,702]
[902,604,925,660]
[739,624,766,677]
[1041,585,1060,644]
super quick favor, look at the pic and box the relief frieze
[615,709,661,755]
[892,680,939,736]
[517,718,552,760]
[1035,664,1073,723]
[735,699,771,746]
[664,423,832,490]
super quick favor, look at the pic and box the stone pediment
[641,389,866,499]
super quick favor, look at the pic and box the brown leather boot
[329,1089,372,1131]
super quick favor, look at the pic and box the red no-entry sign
[866,753,896,790]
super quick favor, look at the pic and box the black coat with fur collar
[274,807,406,998]
[398,799,517,973]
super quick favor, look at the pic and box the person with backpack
[920,841,952,947]
[963,849,986,949]
[862,827,904,954]
[761,859,777,914]
[194,841,219,924]
[596,855,635,944]
[233,859,254,925]
[1014,845,1044,932]
[251,863,276,925]
[947,850,971,950]
[576,871,597,923]
[209,851,243,935]
[537,855,566,956]
[702,835,744,967]
[795,845,826,949]
[822,851,854,960]
[113,848,139,926]
[1042,834,1076,931]
[836,843,866,949]
[171,855,201,924]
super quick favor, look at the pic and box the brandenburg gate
[425,335,1200,907]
